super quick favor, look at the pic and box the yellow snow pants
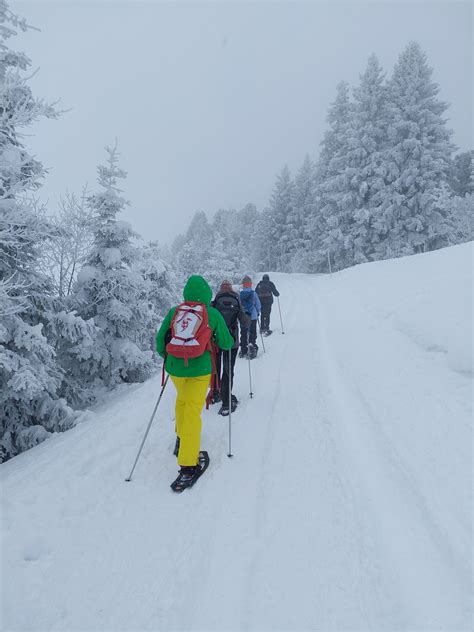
[171,374,211,466]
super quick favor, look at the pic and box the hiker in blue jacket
[239,275,261,359]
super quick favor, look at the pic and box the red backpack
[166,302,212,365]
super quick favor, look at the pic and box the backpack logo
[166,302,212,363]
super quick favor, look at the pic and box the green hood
[183,275,212,305]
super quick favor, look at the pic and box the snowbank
[329,241,473,375]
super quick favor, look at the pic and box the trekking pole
[227,349,233,458]
[277,297,285,334]
[125,374,170,482]
[257,316,266,353]
[247,352,254,399]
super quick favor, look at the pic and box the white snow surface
[2,243,472,631]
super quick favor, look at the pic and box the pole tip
[227,453,233,458]
[125,478,131,482]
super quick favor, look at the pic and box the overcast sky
[15,0,473,244]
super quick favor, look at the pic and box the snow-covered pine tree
[175,210,213,281]
[133,240,179,352]
[252,207,274,272]
[449,193,473,243]
[206,232,238,292]
[232,203,258,277]
[449,151,473,197]
[315,81,356,270]
[73,144,154,387]
[266,165,296,271]
[346,54,390,263]
[290,154,317,271]
[135,241,177,318]
[0,0,76,461]
[373,42,455,258]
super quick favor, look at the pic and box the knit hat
[263,274,270,281]
[242,275,252,288]
[220,279,233,292]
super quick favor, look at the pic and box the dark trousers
[260,302,272,331]
[240,318,257,353]
[217,348,238,407]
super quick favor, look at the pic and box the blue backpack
[240,289,254,316]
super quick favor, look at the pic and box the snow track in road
[2,244,472,631]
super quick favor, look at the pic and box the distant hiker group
[153,273,281,492]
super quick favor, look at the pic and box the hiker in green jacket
[156,275,233,490]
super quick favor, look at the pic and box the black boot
[170,452,210,492]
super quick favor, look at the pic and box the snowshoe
[239,349,248,359]
[218,405,229,416]
[170,451,210,493]
[173,436,180,457]
[248,344,258,360]
[263,329,273,337]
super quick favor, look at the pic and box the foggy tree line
[173,42,472,276]
[1,1,472,461]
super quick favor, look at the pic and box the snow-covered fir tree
[290,154,317,271]
[252,207,274,272]
[315,81,356,270]
[73,144,154,387]
[449,151,473,197]
[0,0,76,461]
[227,203,258,277]
[133,240,178,351]
[175,210,213,280]
[135,241,177,319]
[373,42,455,258]
[206,233,238,292]
[344,54,391,263]
[265,165,296,271]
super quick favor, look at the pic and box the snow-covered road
[2,244,472,631]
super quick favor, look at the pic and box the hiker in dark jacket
[255,274,280,335]
[212,280,249,416]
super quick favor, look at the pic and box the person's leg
[266,303,272,330]
[220,350,230,408]
[260,305,266,331]
[171,375,186,442]
[176,374,211,466]
[230,347,238,392]
[262,303,271,331]
[240,323,249,355]
[249,319,258,346]
[214,349,222,401]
